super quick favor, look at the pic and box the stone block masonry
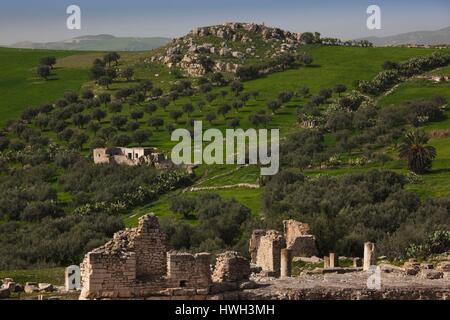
[249,230,266,264]
[80,214,167,299]
[256,230,285,276]
[212,251,250,283]
[283,220,318,257]
[80,214,251,300]
[133,215,167,279]
[167,252,212,288]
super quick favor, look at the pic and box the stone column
[323,256,330,269]
[363,242,376,271]
[280,249,292,277]
[329,253,338,268]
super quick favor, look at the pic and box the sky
[0,0,449,44]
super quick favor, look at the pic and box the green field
[0,48,95,127]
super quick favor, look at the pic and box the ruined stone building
[93,147,166,167]
[80,214,251,299]
[250,220,318,276]
[283,220,318,258]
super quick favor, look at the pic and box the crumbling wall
[249,230,266,264]
[256,230,285,276]
[131,215,167,279]
[283,220,310,245]
[80,251,136,299]
[251,220,318,277]
[80,214,168,299]
[283,220,317,257]
[212,251,250,283]
[167,252,211,289]
[287,235,318,257]
[80,214,227,300]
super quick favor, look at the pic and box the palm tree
[398,131,436,174]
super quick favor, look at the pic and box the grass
[0,267,64,285]
[123,185,262,228]
[123,192,180,228]
[378,79,450,107]
[376,77,450,199]
[207,188,262,216]
[0,48,95,127]
[193,164,261,187]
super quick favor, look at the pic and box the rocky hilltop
[151,22,304,77]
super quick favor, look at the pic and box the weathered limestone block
[363,242,376,271]
[24,282,40,294]
[420,263,434,270]
[0,288,10,299]
[256,230,285,276]
[212,251,250,283]
[329,253,338,268]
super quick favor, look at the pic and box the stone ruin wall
[166,252,211,290]
[252,220,318,275]
[255,230,285,276]
[212,251,251,283]
[80,215,168,299]
[80,251,136,298]
[249,229,266,264]
[80,214,251,300]
[283,220,310,245]
[132,216,167,279]
[283,220,318,257]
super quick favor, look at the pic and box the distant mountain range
[357,26,450,46]
[8,34,171,51]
